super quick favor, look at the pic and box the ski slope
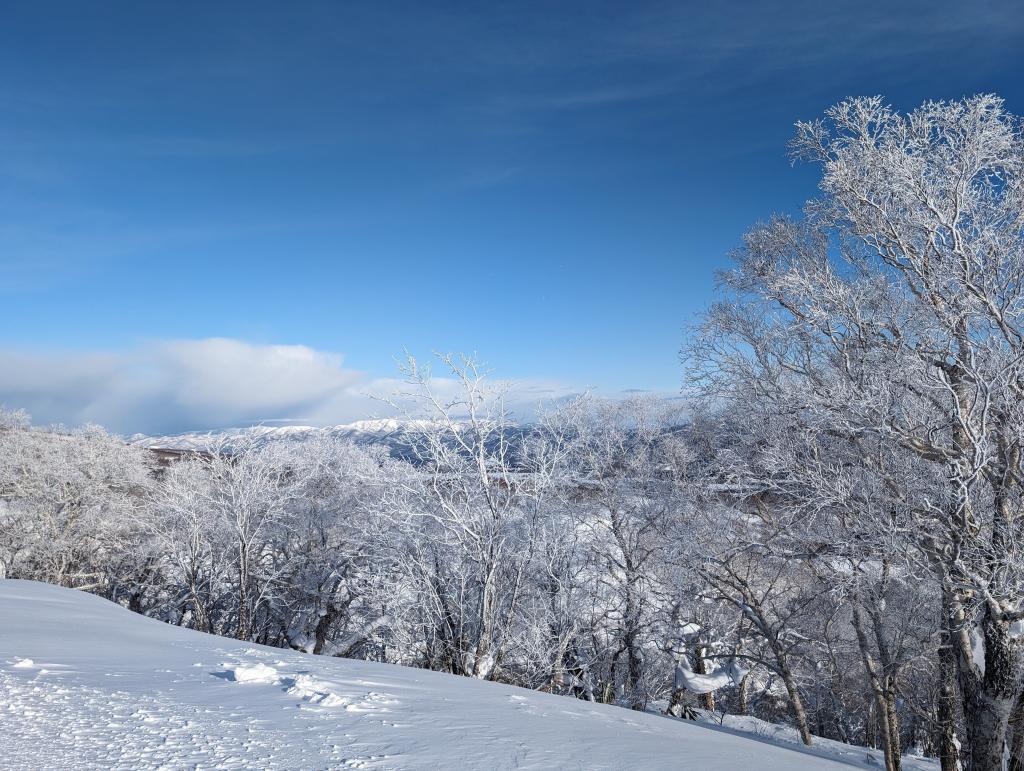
[0,581,925,770]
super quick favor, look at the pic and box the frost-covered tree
[0,417,153,590]
[203,435,299,641]
[375,353,557,680]
[144,454,230,632]
[269,434,401,658]
[554,395,687,710]
[689,94,1024,770]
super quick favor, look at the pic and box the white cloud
[156,339,362,412]
[0,338,584,436]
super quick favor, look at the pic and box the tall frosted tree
[691,95,1024,771]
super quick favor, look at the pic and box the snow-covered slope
[0,581,918,770]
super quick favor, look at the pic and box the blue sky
[2,1,1024,432]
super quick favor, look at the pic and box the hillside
[0,580,931,770]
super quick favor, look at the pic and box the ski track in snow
[1,656,397,770]
[0,581,936,770]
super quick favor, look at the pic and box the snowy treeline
[0,367,981,770]
[3,95,1024,771]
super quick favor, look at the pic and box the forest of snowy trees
[3,95,1024,771]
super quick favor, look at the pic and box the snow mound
[0,580,933,770]
[228,662,279,683]
[284,674,348,706]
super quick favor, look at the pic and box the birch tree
[690,94,1024,769]
[378,353,551,679]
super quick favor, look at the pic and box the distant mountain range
[128,418,536,464]
[130,418,431,453]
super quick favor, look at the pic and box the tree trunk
[960,451,1024,771]
[851,598,900,771]
[237,542,250,640]
[1008,691,1024,771]
[691,644,716,711]
[867,700,876,750]
[623,580,645,710]
[963,668,1014,771]
[945,355,1021,771]
[737,672,750,716]
[471,569,497,679]
[884,682,902,771]
[936,613,965,771]
[666,686,684,717]
[776,655,812,745]
[549,640,566,693]
[959,607,1021,771]
[312,606,338,656]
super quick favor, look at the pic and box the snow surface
[1,580,931,770]
[674,656,748,695]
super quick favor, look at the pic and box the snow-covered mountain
[130,417,540,463]
[130,418,431,454]
[0,580,935,770]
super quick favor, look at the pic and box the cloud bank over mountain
[0,338,582,435]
